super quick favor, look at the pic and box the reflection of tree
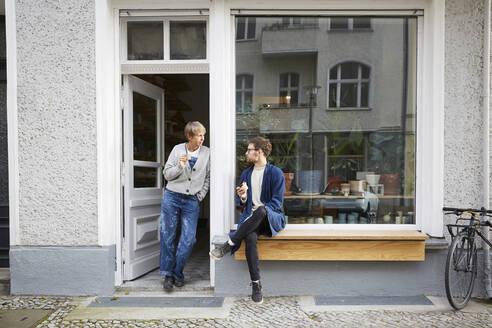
[267,133,298,172]
[327,131,364,181]
[367,133,404,173]
[330,158,360,181]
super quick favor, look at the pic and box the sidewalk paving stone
[0,295,490,327]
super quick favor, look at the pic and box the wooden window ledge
[234,230,429,261]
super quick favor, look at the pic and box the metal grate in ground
[315,295,433,306]
[88,296,224,308]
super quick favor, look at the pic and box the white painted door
[123,75,165,280]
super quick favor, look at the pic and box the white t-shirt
[187,147,199,157]
[251,165,265,211]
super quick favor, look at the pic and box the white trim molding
[96,0,118,248]
[120,63,209,74]
[416,0,445,237]
[6,0,19,245]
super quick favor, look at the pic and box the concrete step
[115,284,214,295]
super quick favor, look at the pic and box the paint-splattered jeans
[160,189,200,282]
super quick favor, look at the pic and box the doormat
[88,297,224,308]
[314,295,433,306]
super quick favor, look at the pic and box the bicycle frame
[447,214,492,256]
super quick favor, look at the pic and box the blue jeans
[160,189,200,282]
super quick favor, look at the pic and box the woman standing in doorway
[160,121,210,290]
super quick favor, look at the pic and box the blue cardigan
[229,163,286,253]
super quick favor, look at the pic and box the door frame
[113,9,213,286]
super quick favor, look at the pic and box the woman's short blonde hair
[184,121,206,138]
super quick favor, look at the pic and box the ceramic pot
[326,176,344,193]
[380,173,401,195]
[340,183,350,196]
[284,173,294,195]
[356,171,374,181]
[324,216,333,224]
[349,180,366,194]
[365,174,380,186]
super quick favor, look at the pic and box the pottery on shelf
[340,183,350,196]
[380,173,401,195]
[349,180,366,194]
[365,174,380,186]
[356,171,374,181]
[284,172,294,195]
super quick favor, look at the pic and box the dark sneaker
[251,281,263,304]
[163,276,174,291]
[209,242,232,260]
[174,279,184,288]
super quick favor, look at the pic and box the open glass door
[122,75,165,280]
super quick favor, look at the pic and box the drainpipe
[483,0,492,299]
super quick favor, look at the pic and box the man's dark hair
[249,136,272,158]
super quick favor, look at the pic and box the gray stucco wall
[15,0,98,245]
[10,245,115,296]
[444,0,485,217]
[215,249,490,298]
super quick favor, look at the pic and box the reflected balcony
[261,23,320,56]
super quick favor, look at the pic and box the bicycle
[442,207,492,310]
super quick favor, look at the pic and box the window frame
[120,16,209,63]
[278,72,301,107]
[236,73,255,113]
[281,17,319,29]
[231,13,429,232]
[235,16,257,41]
[327,61,372,110]
[327,17,373,31]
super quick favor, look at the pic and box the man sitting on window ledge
[210,136,286,304]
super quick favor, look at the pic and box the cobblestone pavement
[1,295,491,327]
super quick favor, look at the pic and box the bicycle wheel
[445,231,477,310]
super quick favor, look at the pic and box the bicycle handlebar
[443,207,492,214]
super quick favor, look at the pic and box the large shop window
[235,16,418,225]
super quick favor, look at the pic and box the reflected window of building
[236,17,256,40]
[281,17,318,29]
[279,72,300,106]
[329,17,372,31]
[328,62,370,109]
[236,74,254,113]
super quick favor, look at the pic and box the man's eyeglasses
[246,148,258,153]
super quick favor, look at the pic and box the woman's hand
[178,155,188,167]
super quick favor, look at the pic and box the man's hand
[236,181,248,200]
[178,155,188,167]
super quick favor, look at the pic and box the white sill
[235,38,257,42]
[327,107,372,111]
[231,223,419,231]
